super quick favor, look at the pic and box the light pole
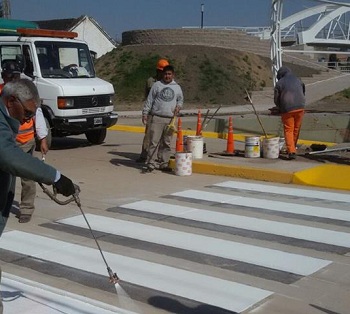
[201,4,204,29]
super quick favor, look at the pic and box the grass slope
[95,45,349,111]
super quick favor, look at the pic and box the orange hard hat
[156,58,169,71]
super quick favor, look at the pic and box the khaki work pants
[146,115,173,168]
[17,138,36,216]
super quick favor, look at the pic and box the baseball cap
[2,60,22,74]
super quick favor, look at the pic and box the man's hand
[40,137,49,155]
[53,175,77,197]
[142,115,148,125]
[174,105,180,116]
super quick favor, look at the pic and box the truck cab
[0,25,118,146]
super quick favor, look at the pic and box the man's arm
[274,86,281,108]
[34,107,49,154]
[0,115,55,184]
[34,107,48,140]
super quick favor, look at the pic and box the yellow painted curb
[109,125,262,143]
[169,159,293,184]
[109,125,145,133]
[293,164,350,191]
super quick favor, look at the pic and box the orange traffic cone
[226,116,235,154]
[176,117,183,152]
[196,109,202,136]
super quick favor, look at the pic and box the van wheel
[85,128,107,144]
[35,117,52,151]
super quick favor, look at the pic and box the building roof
[33,15,116,46]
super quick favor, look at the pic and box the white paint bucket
[186,136,203,159]
[262,137,280,159]
[175,152,192,176]
[279,137,286,152]
[245,136,260,158]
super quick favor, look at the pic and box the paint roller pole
[200,105,222,133]
[245,89,268,139]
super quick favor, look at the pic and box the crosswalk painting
[1,180,350,313]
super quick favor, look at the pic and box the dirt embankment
[95,45,349,112]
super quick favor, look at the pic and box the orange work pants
[281,109,304,154]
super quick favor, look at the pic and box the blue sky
[9,0,350,41]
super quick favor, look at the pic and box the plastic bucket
[262,137,280,159]
[245,136,260,158]
[175,152,192,176]
[186,136,203,159]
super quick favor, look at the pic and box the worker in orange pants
[274,66,305,160]
[281,109,304,157]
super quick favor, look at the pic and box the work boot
[142,164,155,173]
[288,153,296,160]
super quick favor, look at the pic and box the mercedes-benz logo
[91,96,98,107]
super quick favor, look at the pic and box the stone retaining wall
[122,28,266,51]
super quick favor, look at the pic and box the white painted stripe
[120,200,350,248]
[172,190,350,222]
[58,214,331,276]
[1,273,133,314]
[213,180,350,203]
[0,231,272,313]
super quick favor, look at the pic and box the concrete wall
[122,28,268,53]
[195,114,350,143]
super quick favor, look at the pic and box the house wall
[72,18,115,58]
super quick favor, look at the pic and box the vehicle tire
[85,128,107,145]
[35,117,52,151]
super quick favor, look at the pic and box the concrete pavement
[109,117,350,191]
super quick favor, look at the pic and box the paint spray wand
[39,179,119,284]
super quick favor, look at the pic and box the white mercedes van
[0,26,118,146]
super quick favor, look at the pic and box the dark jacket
[0,100,56,218]
[274,66,305,113]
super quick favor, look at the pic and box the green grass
[342,88,350,99]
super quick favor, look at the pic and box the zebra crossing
[1,180,350,313]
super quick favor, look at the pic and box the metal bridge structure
[270,0,350,83]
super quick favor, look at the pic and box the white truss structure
[270,0,350,85]
[281,4,350,45]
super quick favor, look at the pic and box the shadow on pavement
[149,296,237,314]
[300,153,350,165]
[50,137,91,150]
[108,151,145,170]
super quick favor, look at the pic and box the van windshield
[35,41,96,78]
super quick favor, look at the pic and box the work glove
[53,174,77,197]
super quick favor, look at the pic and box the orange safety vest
[16,119,35,144]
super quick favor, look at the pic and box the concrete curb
[168,159,294,184]
[109,125,350,191]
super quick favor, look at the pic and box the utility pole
[0,0,11,19]
[200,4,204,29]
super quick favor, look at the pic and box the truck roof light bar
[16,28,78,39]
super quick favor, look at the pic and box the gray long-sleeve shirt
[142,79,183,118]
[274,67,305,114]
[0,101,57,217]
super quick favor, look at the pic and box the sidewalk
[109,122,350,192]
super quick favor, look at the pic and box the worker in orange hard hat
[136,58,169,163]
